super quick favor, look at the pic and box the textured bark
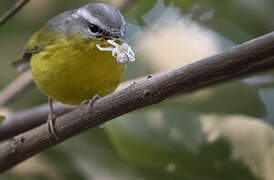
[0,77,140,141]
[0,32,274,173]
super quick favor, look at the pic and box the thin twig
[0,32,274,173]
[0,70,33,106]
[0,0,31,106]
[0,0,30,26]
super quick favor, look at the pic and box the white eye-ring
[96,40,135,64]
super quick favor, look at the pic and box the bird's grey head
[47,3,128,42]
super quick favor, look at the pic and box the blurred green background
[1,0,274,179]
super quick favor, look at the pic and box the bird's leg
[47,96,60,140]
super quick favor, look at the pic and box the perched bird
[13,3,135,139]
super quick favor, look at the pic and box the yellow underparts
[30,34,125,105]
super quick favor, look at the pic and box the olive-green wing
[12,47,40,71]
[12,28,57,71]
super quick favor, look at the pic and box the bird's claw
[80,94,101,114]
[47,110,60,141]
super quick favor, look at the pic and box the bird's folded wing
[12,28,57,71]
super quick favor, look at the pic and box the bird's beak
[116,35,129,43]
[107,32,129,43]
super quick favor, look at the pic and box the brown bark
[0,32,274,173]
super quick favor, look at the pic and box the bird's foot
[47,111,60,141]
[47,97,60,141]
[80,94,101,114]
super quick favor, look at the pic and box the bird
[12,3,135,140]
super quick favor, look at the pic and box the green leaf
[106,108,260,180]
[0,115,5,124]
[164,0,274,43]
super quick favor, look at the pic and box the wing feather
[12,28,57,71]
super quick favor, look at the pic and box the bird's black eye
[88,23,100,33]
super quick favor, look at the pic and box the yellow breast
[31,36,125,105]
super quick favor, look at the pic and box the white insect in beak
[96,40,135,64]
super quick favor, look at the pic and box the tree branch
[0,0,30,26]
[0,103,73,141]
[0,70,33,106]
[0,32,274,173]
[0,76,142,141]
